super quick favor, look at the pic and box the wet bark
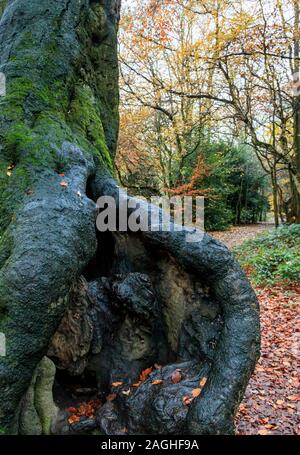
[0,0,260,435]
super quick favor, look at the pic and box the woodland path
[211,223,299,435]
[210,222,275,249]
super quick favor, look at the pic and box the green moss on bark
[0,0,120,434]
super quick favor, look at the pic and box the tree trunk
[293,0,300,223]
[0,0,260,435]
[271,168,279,227]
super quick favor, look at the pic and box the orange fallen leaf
[139,367,153,383]
[152,379,163,385]
[287,394,300,402]
[257,429,269,435]
[276,399,284,405]
[258,418,269,424]
[112,382,123,387]
[58,173,65,177]
[199,377,207,387]
[171,370,182,384]
[239,404,247,412]
[182,396,193,406]
[132,382,141,388]
[192,388,202,398]
[287,403,296,410]
[68,415,80,425]
[106,393,117,401]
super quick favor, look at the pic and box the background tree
[118,0,300,227]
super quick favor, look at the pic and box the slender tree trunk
[271,167,279,227]
[293,0,300,223]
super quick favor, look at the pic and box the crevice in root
[84,230,116,281]
[53,369,99,410]
[49,228,225,435]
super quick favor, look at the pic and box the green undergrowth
[234,224,300,285]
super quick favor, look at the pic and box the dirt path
[209,223,299,435]
[210,222,275,249]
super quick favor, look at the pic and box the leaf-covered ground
[236,284,300,435]
[211,222,275,249]
[212,225,300,435]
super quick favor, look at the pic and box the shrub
[234,224,300,285]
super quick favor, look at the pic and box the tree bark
[0,0,260,435]
[293,0,300,223]
[0,0,120,433]
[271,167,279,228]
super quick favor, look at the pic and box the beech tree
[0,0,259,435]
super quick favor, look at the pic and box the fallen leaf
[132,382,141,388]
[68,415,80,425]
[152,379,163,385]
[112,381,123,387]
[199,377,207,387]
[182,396,193,406]
[287,394,300,402]
[58,173,65,177]
[139,367,153,383]
[258,418,269,424]
[60,181,68,187]
[106,393,117,401]
[120,427,128,433]
[257,429,269,435]
[122,389,131,396]
[171,370,182,384]
[192,388,202,398]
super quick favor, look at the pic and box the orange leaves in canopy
[122,0,177,52]
[167,155,212,197]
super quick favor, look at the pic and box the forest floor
[210,222,275,248]
[211,224,300,435]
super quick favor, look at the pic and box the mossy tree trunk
[0,0,120,433]
[0,0,260,435]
